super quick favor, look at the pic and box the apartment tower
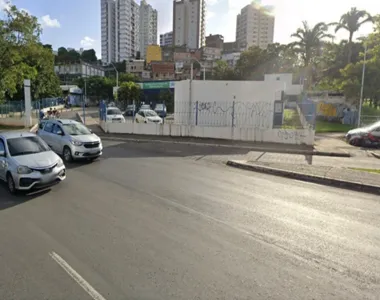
[101,0,141,64]
[235,1,275,50]
[172,0,206,49]
[139,0,158,59]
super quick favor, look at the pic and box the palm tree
[331,7,372,63]
[290,21,332,87]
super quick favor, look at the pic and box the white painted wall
[174,80,285,127]
[100,121,315,145]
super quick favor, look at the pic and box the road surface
[0,140,379,300]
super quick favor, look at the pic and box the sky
[0,0,379,59]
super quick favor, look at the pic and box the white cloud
[40,15,61,28]
[80,36,95,48]
[207,11,215,20]
[207,0,218,5]
[0,0,11,11]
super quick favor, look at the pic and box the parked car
[0,132,66,194]
[135,109,163,124]
[154,103,167,118]
[140,104,151,110]
[124,104,137,117]
[106,107,126,123]
[345,121,380,147]
[37,119,103,162]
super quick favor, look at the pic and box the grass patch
[350,168,380,174]
[282,109,302,129]
[316,120,353,133]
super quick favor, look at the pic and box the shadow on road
[101,140,251,160]
[0,183,51,211]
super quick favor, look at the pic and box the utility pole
[358,42,367,127]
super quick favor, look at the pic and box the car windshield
[155,104,164,110]
[7,136,50,157]
[107,108,122,115]
[145,110,158,117]
[63,123,92,136]
[127,105,135,109]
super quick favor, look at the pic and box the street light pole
[358,42,367,127]
[110,62,119,88]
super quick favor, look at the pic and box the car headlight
[71,140,83,146]
[17,165,33,174]
[57,158,64,167]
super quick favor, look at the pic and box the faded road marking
[49,251,106,300]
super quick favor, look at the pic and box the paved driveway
[0,140,379,299]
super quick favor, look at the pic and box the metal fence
[360,115,380,126]
[0,98,61,117]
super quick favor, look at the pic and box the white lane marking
[49,251,106,300]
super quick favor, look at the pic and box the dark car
[345,121,380,147]
[154,103,167,118]
[124,104,137,117]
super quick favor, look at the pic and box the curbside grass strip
[226,160,380,196]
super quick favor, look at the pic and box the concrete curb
[370,151,380,159]
[98,134,350,157]
[76,112,84,124]
[30,123,39,133]
[226,160,380,196]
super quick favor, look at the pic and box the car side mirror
[0,150,5,157]
[89,129,93,133]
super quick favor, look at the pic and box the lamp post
[110,62,119,88]
[358,42,367,127]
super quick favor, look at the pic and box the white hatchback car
[135,109,163,124]
[106,107,125,123]
[0,132,66,194]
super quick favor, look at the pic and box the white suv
[37,119,103,162]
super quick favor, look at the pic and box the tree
[0,4,60,101]
[158,89,174,113]
[74,76,114,101]
[212,60,238,80]
[331,8,373,63]
[290,21,332,87]
[117,81,141,105]
[81,49,97,62]
[119,73,139,83]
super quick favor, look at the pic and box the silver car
[0,132,66,194]
[37,119,103,162]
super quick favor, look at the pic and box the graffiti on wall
[196,101,274,129]
[317,102,351,119]
[277,128,308,143]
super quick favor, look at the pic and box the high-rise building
[101,0,141,64]
[101,0,116,63]
[172,0,205,49]
[205,34,224,49]
[160,31,173,46]
[139,0,158,59]
[235,1,275,50]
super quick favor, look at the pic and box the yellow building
[146,45,162,64]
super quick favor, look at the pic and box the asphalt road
[0,140,379,300]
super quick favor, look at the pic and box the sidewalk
[227,158,380,195]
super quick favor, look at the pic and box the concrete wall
[100,121,315,145]
[174,80,285,127]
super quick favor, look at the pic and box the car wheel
[63,146,73,163]
[6,172,17,194]
[350,138,362,147]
